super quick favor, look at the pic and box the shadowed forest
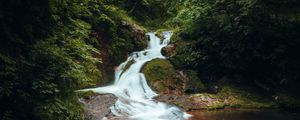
[0,0,300,120]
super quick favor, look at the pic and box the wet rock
[121,21,147,43]
[80,94,117,120]
[102,112,130,120]
[156,84,279,111]
[155,94,222,111]
[162,44,175,57]
[155,94,191,110]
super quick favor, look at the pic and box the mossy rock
[77,91,96,100]
[182,85,278,110]
[184,70,206,93]
[142,59,182,93]
[217,85,278,109]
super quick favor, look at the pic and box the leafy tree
[0,0,107,119]
[171,0,300,92]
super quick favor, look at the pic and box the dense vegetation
[0,0,146,119]
[0,0,299,119]
[0,0,102,119]
[169,0,300,95]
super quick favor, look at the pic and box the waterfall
[81,31,191,120]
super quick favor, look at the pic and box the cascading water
[81,31,191,120]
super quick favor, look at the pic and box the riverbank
[156,85,278,111]
[188,109,300,120]
[79,90,299,120]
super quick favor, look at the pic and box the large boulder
[142,59,183,94]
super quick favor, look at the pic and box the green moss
[142,59,181,93]
[218,85,277,109]
[77,91,96,100]
[142,59,176,82]
[188,85,278,110]
[207,101,226,110]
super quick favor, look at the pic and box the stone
[80,94,117,120]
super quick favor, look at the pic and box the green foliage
[1,0,299,119]
[111,33,147,63]
[111,38,134,62]
[31,20,101,91]
[169,40,203,69]
[170,0,300,92]
[184,70,206,93]
[110,0,178,29]
[0,0,152,119]
[36,96,84,120]
[0,0,114,119]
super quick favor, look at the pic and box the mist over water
[82,31,191,120]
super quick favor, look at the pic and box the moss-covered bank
[158,85,280,110]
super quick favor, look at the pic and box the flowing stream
[82,31,191,120]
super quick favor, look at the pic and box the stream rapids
[81,31,191,120]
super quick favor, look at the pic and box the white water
[81,31,191,120]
